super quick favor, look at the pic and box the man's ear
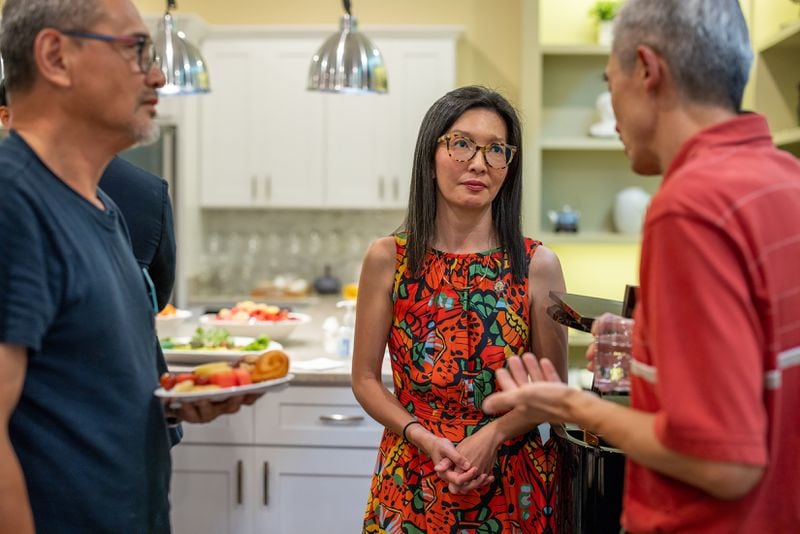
[33,29,73,89]
[636,44,664,95]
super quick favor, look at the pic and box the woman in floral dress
[352,86,568,533]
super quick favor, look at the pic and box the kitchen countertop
[173,296,392,387]
[171,295,589,388]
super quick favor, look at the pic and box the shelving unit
[752,18,800,156]
[756,18,800,54]
[522,1,657,242]
[774,127,800,148]
[523,1,800,242]
[537,45,660,237]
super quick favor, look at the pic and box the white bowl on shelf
[198,312,311,342]
[155,309,193,338]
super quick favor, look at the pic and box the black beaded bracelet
[402,420,422,442]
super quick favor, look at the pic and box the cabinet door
[323,93,384,208]
[253,446,376,534]
[258,38,325,207]
[199,39,262,207]
[322,37,456,209]
[378,37,457,208]
[170,444,254,534]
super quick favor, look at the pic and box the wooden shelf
[539,231,643,244]
[541,136,624,151]
[541,44,610,56]
[774,127,800,147]
[757,19,800,54]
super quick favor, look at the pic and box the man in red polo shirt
[483,0,800,532]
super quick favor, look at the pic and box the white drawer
[253,385,385,447]
[179,405,255,445]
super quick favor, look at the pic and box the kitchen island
[167,296,387,534]
[166,295,590,534]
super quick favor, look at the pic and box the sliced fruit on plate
[159,350,290,394]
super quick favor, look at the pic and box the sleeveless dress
[363,234,557,533]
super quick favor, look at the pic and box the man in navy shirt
[0,0,249,531]
[1,80,176,312]
[3,79,184,447]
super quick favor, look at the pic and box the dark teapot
[314,265,342,295]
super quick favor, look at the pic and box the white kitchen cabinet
[171,444,375,534]
[199,36,325,208]
[253,446,375,533]
[170,384,384,533]
[171,445,254,534]
[199,28,457,210]
[324,36,457,209]
[196,40,255,207]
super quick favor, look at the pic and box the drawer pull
[319,414,364,424]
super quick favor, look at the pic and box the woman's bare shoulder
[362,235,399,271]
[529,244,564,282]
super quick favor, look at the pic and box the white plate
[154,374,294,405]
[198,312,311,341]
[155,309,192,338]
[161,336,283,364]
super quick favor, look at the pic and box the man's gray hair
[612,0,753,111]
[0,0,105,92]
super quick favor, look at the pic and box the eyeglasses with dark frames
[437,133,517,170]
[60,30,158,74]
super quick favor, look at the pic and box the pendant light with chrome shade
[307,0,388,94]
[154,0,211,96]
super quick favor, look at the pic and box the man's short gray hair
[612,0,753,111]
[0,0,105,92]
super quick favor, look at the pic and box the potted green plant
[589,1,620,46]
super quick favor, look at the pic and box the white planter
[597,20,614,46]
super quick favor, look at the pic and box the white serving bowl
[198,312,311,342]
[155,309,193,338]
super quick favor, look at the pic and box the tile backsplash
[190,209,405,296]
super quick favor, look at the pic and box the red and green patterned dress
[363,234,557,533]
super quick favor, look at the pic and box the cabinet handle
[392,176,399,201]
[265,175,272,200]
[378,176,385,200]
[263,461,270,506]
[236,460,243,505]
[319,414,365,424]
[250,175,257,199]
